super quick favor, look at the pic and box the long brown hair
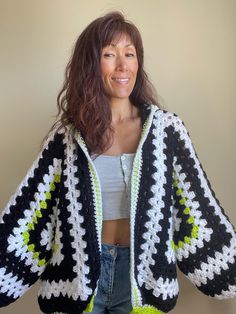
[55,11,161,155]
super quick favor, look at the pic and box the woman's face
[100,34,138,103]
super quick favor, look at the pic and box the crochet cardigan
[0,104,235,314]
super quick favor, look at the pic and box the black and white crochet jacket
[0,104,236,314]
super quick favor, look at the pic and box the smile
[112,78,129,84]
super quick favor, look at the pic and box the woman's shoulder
[41,123,75,150]
[148,104,185,128]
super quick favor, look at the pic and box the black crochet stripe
[40,160,77,282]
[38,294,91,314]
[134,120,156,278]
[1,133,63,227]
[134,116,178,312]
[172,127,232,276]
[74,143,101,290]
[197,259,236,297]
[37,134,81,282]
[149,125,176,281]
[0,134,64,294]
[134,104,153,282]
[40,139,101,288]
[140,293,178,314]
[0,294,18,308]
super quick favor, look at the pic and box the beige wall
[0,0,235,313]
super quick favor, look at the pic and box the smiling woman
[0,10,236,314]
[100,35,139,103]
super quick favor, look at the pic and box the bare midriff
[102,218,130,246]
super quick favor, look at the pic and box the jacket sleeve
[0,130,64,307]
[171,114,236,299]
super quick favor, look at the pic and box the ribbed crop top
[92,153,135,221]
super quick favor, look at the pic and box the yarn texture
[0,104,235,314]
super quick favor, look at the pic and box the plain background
[0,0,235,313]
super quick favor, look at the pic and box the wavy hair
[55,11,161,155]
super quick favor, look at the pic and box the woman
[0,11,235,314]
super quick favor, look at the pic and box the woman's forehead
[104,33,134,47]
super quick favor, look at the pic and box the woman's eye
[103,53,114,57]
[126,53,135,57]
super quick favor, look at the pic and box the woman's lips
[112,77,129,84]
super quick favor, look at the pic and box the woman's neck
[109,99,138,124]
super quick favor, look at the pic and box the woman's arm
[172,114,236,299]
[0,130,64,307]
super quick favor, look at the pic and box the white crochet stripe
[152,277,179,300]
[49,202,64,266]
[74,130,103,250]
[130,105,158,307]
[214,284,236,299]
[139,274,179,301]
[38,278,91,301]
[6,158,61,274]
[155,112,176,265]
[0,267,29,298]
[0,129,58,221]
[186,238,236,288]
[39,132,92,301]
[137,111,178,300]
[65,133,92,297]
[171,114,235,238]
[130,147,144,307]
[173,162,213,261]
[40,192,59,252]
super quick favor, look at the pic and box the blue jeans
[85,243,132,314]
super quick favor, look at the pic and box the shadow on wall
[176,269,232,314]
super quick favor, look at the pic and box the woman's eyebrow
[109,43,134,47]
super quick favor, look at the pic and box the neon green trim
[184,236,191,244]
[54,174,60,183]
[36,209,42,218]
[89,164,102,230]
[33,252,39,259]
[176,188,183,196]
[45,191,52,199]
[131,306,163,313]
[83,294,95,312]
[173,179,178,188]
[187,216,194,224]
[179,197,187,205]
[133,156,141,192]
[23,231,30,244]
[191,225,199,238]
[38,258,46,267]
[50,182,56,191]
[172,178,199,251]
[28,244,35,252]
[53,243,59,252]
[22,173,61,267]
[133,286,139,307]
[183,207,190,215]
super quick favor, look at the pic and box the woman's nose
[116,56,128,71]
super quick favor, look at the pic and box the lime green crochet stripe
[88,163,102,230]
[22,173,61,267]
[131,153,141,306]
[83,294,95,312]
[83,296,163,314]
[130,306,163,313]
[171,178,199,250]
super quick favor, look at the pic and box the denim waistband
[101,243,130,258]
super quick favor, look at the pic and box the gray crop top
[92,153,135,221]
